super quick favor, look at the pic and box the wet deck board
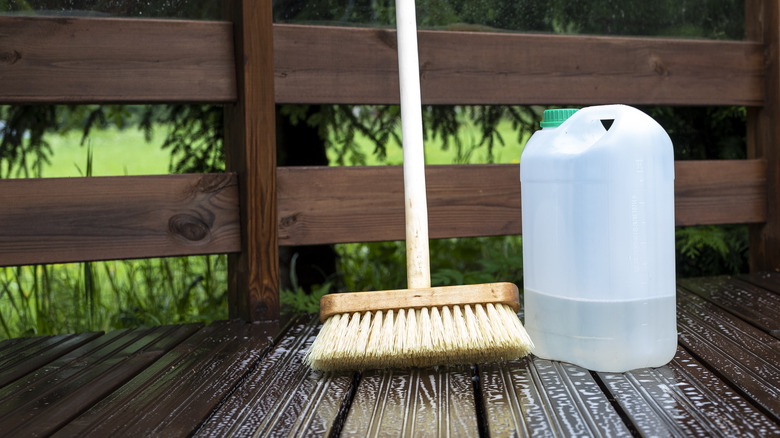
[599,347,779,437]
[681,275,780,337]
[0,274,778,436]
[479,358,630,436]
[195,318,352,437]
[0,324,202,436]
[342,366,480,436]
[676,282,780,421]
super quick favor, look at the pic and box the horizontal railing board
[277,160,767,246]
[674,159,767,226]
[275,24,764,106]
[0,16,236,103]
[0,174,241,266]
[0,17,764,106]
[0,160,765,265]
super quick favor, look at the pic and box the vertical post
[746,0,780,272]
[224,0,280,320]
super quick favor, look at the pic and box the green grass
[327,118,527,166]
[39,127,171,177]
[0,257,228,339]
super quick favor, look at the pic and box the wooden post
[224,0,279,320]
[746,0,780,272]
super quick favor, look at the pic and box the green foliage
[0,256,228,340]
[1,0,222,19]
[333,236,523,293]
[676,225,749,277]
[297,104,540,166]
[274,0,743,39]
[153,105,225,173]
[430,236,524,286]
[279,253,334,315]
[645,106,747,160]
[0,105,54,178]
[280,283,332,316]
[337,241,408,292]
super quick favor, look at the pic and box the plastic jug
[520,104,676,372]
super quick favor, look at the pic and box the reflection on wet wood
[196,316,351,437]
[680,275,780,337]
[0,331,102,387]
[342,366,479,436]
[0,324,202,436]
[599,347,780,437]
[480,357,630,437]
[55,321,275,436]
[677,286,780,421]
[739,271,780,297]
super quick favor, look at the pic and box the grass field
[38,118,524,177]
[38,126,171,177]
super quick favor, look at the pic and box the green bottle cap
[540,108,579,128]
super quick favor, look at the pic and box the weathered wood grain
[319,282,519,321]
[598,347,780,437]
[277,160,766,246]
[676,283,780,422]
[0,16,235,103]
[0,324,201,437]
[0,174,241,266]
[274,24,764,106]
[195,317,351,437]
[746,0,780,272]
[0,332,102,387]
[0,160,764,266]
[224,0,280,322]
[674,159,767,226]
[57,321,278,437]
[0,18,763,106]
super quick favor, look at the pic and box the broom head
[305,282,534,371]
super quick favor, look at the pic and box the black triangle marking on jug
[601,119,615,130]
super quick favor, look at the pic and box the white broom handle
[396,0,431,289]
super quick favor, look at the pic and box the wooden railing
[1,0,778,321]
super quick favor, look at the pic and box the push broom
[305,0,533,371]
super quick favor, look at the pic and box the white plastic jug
[520,104,676,372]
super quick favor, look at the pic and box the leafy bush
[676,225,749,277]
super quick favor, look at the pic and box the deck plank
[676,285,780,422]
[0,324,200,436]
[56,320,278,437]
[0,331,102,387]
[739,271,780,299]
[598,347,780,437]
[195,316,351,437]
[479,357,631,436]
[1,277,779,435]
[341,365,480,436]
[680,275,780,337]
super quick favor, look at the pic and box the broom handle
[396,0,431,289]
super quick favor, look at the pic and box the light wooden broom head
[305,282,534,371]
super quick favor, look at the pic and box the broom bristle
[305,303,534,371]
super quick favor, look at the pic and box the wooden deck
[1,274,777,437]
